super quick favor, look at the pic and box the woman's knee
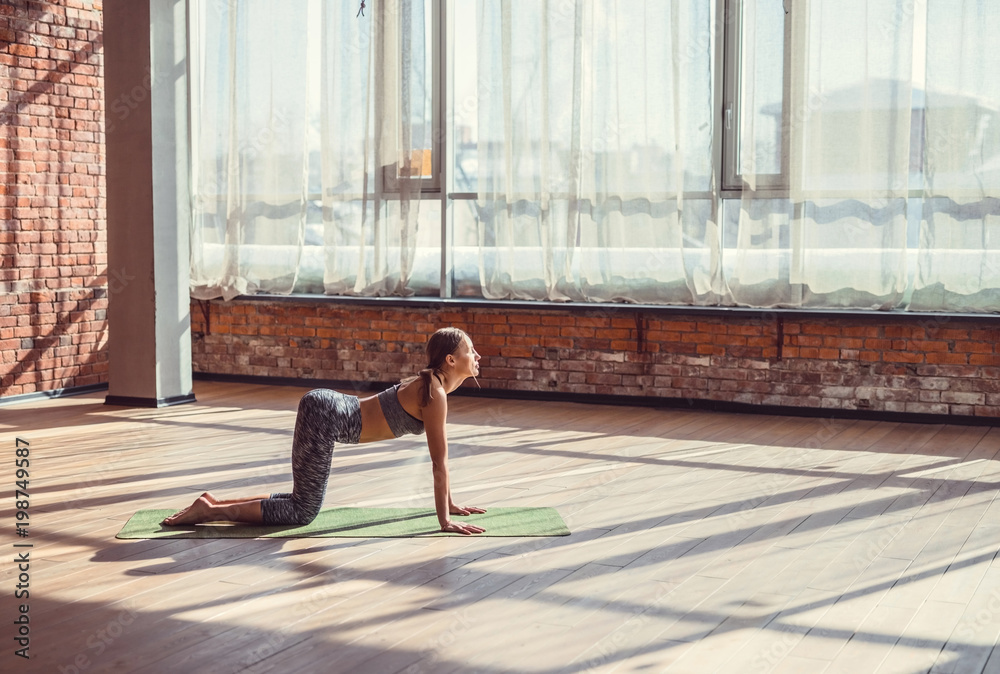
[289,492,323,525]
[298,389,330,414]
[262,496,321,526]
[293,502,321,526]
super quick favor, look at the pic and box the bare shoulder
[422,379,448,423]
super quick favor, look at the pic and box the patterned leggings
[260,389,362,525]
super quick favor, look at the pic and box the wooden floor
[3,381,1000,673]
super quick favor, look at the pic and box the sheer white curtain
[731,0,1000,312]
[474,1,721,303]
[319,0,427,296]
[190,0,427,300]
[190,1,311,300]
[911,1,1000,312]
[188,0,1000,311]
[731,0,914,309]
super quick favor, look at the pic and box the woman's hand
[441,520,485,535]
[450,504,487,516]
[443,504,487,534]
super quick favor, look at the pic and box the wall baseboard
[0,383,110,407]
[104,393,197,408]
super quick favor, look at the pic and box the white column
[103,0,194,407]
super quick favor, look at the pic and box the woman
[162,327,487,535]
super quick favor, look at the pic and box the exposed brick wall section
[1,0,107,397]
[191,299,1000,420]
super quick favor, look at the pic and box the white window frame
[379,0,444,196]
[721,0,792,196]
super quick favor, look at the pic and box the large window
[720,0,1000,311]
[188,0,1000,313]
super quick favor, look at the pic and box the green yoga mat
[116,507,570,539]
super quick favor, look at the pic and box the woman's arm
[423,385,484,535]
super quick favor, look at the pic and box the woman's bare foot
[162,494,217,526]
[196,491,269,507]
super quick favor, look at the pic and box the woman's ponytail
[416,367,439,408]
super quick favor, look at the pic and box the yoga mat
[116,507,570,539]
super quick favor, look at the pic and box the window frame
[377,0,444,195]
[721,0,793,197]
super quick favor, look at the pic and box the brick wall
[1,0,107,398]
[191,298,1000,420]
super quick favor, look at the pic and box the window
[377,0,442,193]
[188,0,1000,312]
[722,0,790,192]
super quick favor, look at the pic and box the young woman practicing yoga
[162,327,488,535]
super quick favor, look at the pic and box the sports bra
[376,383,425,437]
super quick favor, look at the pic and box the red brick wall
[1,0,107,397]
[191,299,1000,419]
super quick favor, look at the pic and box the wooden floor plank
[4,380,1000,673]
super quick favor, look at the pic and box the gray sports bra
[377,383,425,437]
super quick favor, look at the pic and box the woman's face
[451,336,481,377]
